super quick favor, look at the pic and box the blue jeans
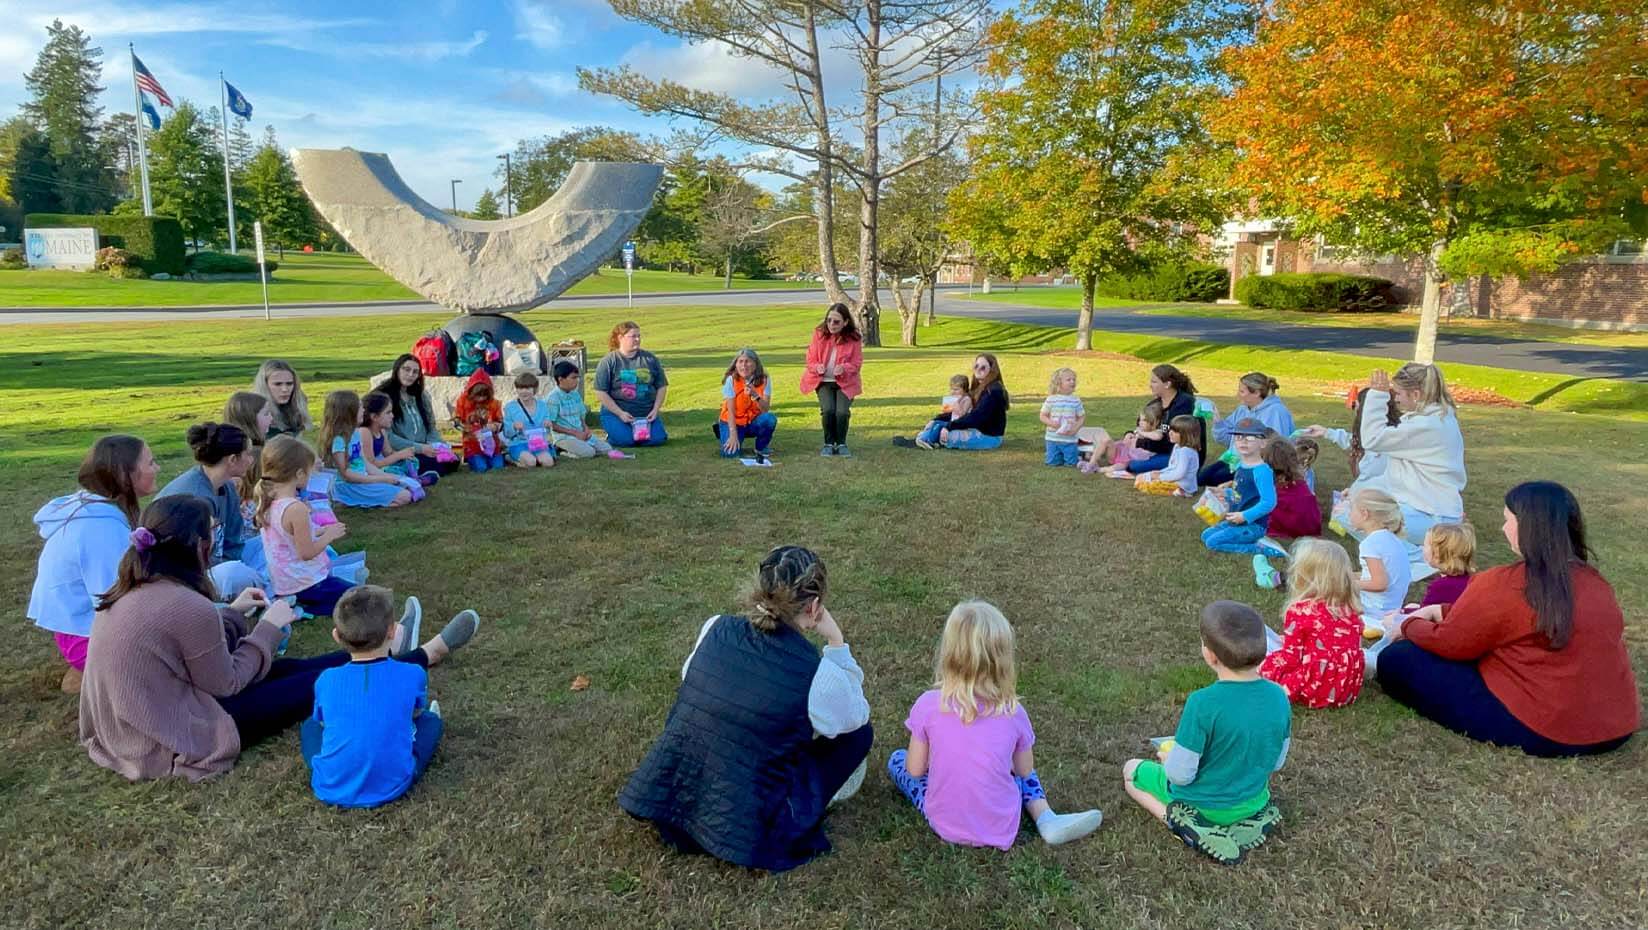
[886,749,1046,813]
[1201,520,1269,554]
[716,413,778,455]
[466,452,506,472]
[293,575,356,617]
[601,410,668,447]
[1045,440,1080,466]
[1127,452,1172,474]
[301,706,444,801]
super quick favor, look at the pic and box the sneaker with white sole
[834,444,851,457]
[392,596,422,657]
[439,609,480,655]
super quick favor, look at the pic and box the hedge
[185,251,277,275]
[1234,272,1394,312]
[1094,262,1230,303]
[23,213,186,276]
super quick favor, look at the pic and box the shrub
[1094,262,1229,302]
[24,214,186,275]
[184,251,278,275]
[0,246,23,270]
[94,246,141,273]
[1235,272,1394,312]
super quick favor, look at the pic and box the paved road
[5,287,1642,382]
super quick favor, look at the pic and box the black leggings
[816,383,853,445]
[1376,641,1631,758]
[416,453,461,477]
[215,648,432,750]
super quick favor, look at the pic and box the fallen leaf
[570,675,590,692]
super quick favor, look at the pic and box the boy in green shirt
[1125,600,1292,828]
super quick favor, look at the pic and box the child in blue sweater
[501,372,556,468]
[1201,419,1277,555]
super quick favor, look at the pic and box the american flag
[132,53,172,108]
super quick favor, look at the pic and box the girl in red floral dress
[1259,538,1366,708]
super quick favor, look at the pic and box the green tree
[23,19,115,213]
[500,127,615,214]
[471,187,502,220]
[7,124,62,215]
[147,101,226,248]
[950,0,1243,350]
[880,127,968,344]
[1213,0,1648,363]
[240,127,314,256]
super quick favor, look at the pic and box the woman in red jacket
[799,303,864,458]
[1377,481,1638,757]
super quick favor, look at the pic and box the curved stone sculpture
[292,148,662,312]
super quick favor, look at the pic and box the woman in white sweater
[1348,363,1467,559]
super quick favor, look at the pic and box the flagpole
[220,74,238,253]
[131,45,153,216]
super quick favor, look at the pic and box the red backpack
[413,332,452,376]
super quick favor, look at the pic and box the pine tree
[227,116,255,176]
[8,125,61,215]
[471,188,502,220]
[241,128,314,255]
[23,19,115,213]
[147,101,226,247]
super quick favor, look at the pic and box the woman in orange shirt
[1377,481,1638,757]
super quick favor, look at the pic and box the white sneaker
[1036,808,1103,845]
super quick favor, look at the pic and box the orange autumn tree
[1213,1,1648,362]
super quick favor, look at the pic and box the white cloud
[263,30,489,63]
[616,35,863,101]
[12,3,373,37]
[513,1,566,49]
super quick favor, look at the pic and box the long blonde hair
[1285,538,1360,617]
[315,390,363,467]
[252,359,311,433]
[1392,362,1456,415]
[222,391,271,502]
[254,436,317,529]
[1352,487,1406,535]
[934,600,1019,724]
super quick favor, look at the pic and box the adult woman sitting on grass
[620,545,873,872]
[1341,363,1466,559]
[593,321,669,447]
[156,422,262,599]
[380,353,460,479]
[1199,372,1294,487]
[1376,482,1638,757]
[896,353,1011,451]
[1087,364,1202,471]
[29,435,160,694]
[252,359,312,440]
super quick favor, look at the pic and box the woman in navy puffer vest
[620,546,874,871]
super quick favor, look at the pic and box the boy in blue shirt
[546,361,614,459]
[1123,600,1291,858]
[301,586,479,808]
[1201,418,1278,554]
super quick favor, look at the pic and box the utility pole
[450,179,462,214]
[497,153,513,218]
[930,46,944,322]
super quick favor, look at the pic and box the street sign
[622,241,635,308]
[253,222,265,264]
[254,221,271,321]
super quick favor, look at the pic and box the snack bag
[632,417,652,443]
[1193,487,1228,526]
[431,441,459,464]
[478,428,497,457]
[526,428,549,454]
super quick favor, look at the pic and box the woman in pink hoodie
[799,303,864,458]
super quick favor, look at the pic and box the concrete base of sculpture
[292,149,662,313]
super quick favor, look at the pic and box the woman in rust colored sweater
[1377,481,1638,757]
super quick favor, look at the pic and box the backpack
[413,331,452,376]
[455,331,499,377]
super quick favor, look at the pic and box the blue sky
[0,0,857,210]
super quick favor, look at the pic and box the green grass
[4,307,1647,929]
[963,286,1648,348]
[0,252,818,307]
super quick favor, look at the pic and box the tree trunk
[924,271,937,326]
[981,275,991,294]
[1075,274,1096,351]
[724,254,734,290]
[852,0,884,348]
[802,5,853,324]
[1413,240,1446,364]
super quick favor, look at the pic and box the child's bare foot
[423,610,480,666]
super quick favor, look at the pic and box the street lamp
[450,179,462,214]
[497,153,513,218]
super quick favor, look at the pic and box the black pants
[1376,641,1631,758]
[416,453,461,477]
[215,648,432,750]
[816,383,853,445]
[1198,460,1233,487]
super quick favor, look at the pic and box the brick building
[1218,221,1648,331]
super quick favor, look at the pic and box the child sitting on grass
[317,391,414,509]
[1410,522,1476,609]
[1347,488,1412,670]
[1122,600,1291,864]
[1200,419,1276,554]
[453,370,505,472]
[1084,400,1164,475]
[1133,415,1201,496]
[545,362,613,459]
[941,373,974,421]
[301,584,480,808]
[1260,436,1321,544]
[1258,539,1366,708]
[888,600,1103,849]
[501,372,557,469]
[1293,435,1320,493]
[1039,368,1086,467]
[257,436,354,617]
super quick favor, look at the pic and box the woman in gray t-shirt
[593,321,669,447]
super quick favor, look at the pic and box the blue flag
[140,96,161,131]
[224,80,252,120]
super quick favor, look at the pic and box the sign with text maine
[25,227,98,270]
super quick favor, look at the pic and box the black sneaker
[891,436,916,448]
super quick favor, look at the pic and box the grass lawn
[4,308,1646,929]
[0,253,818,307]
[963,287,1648,348]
